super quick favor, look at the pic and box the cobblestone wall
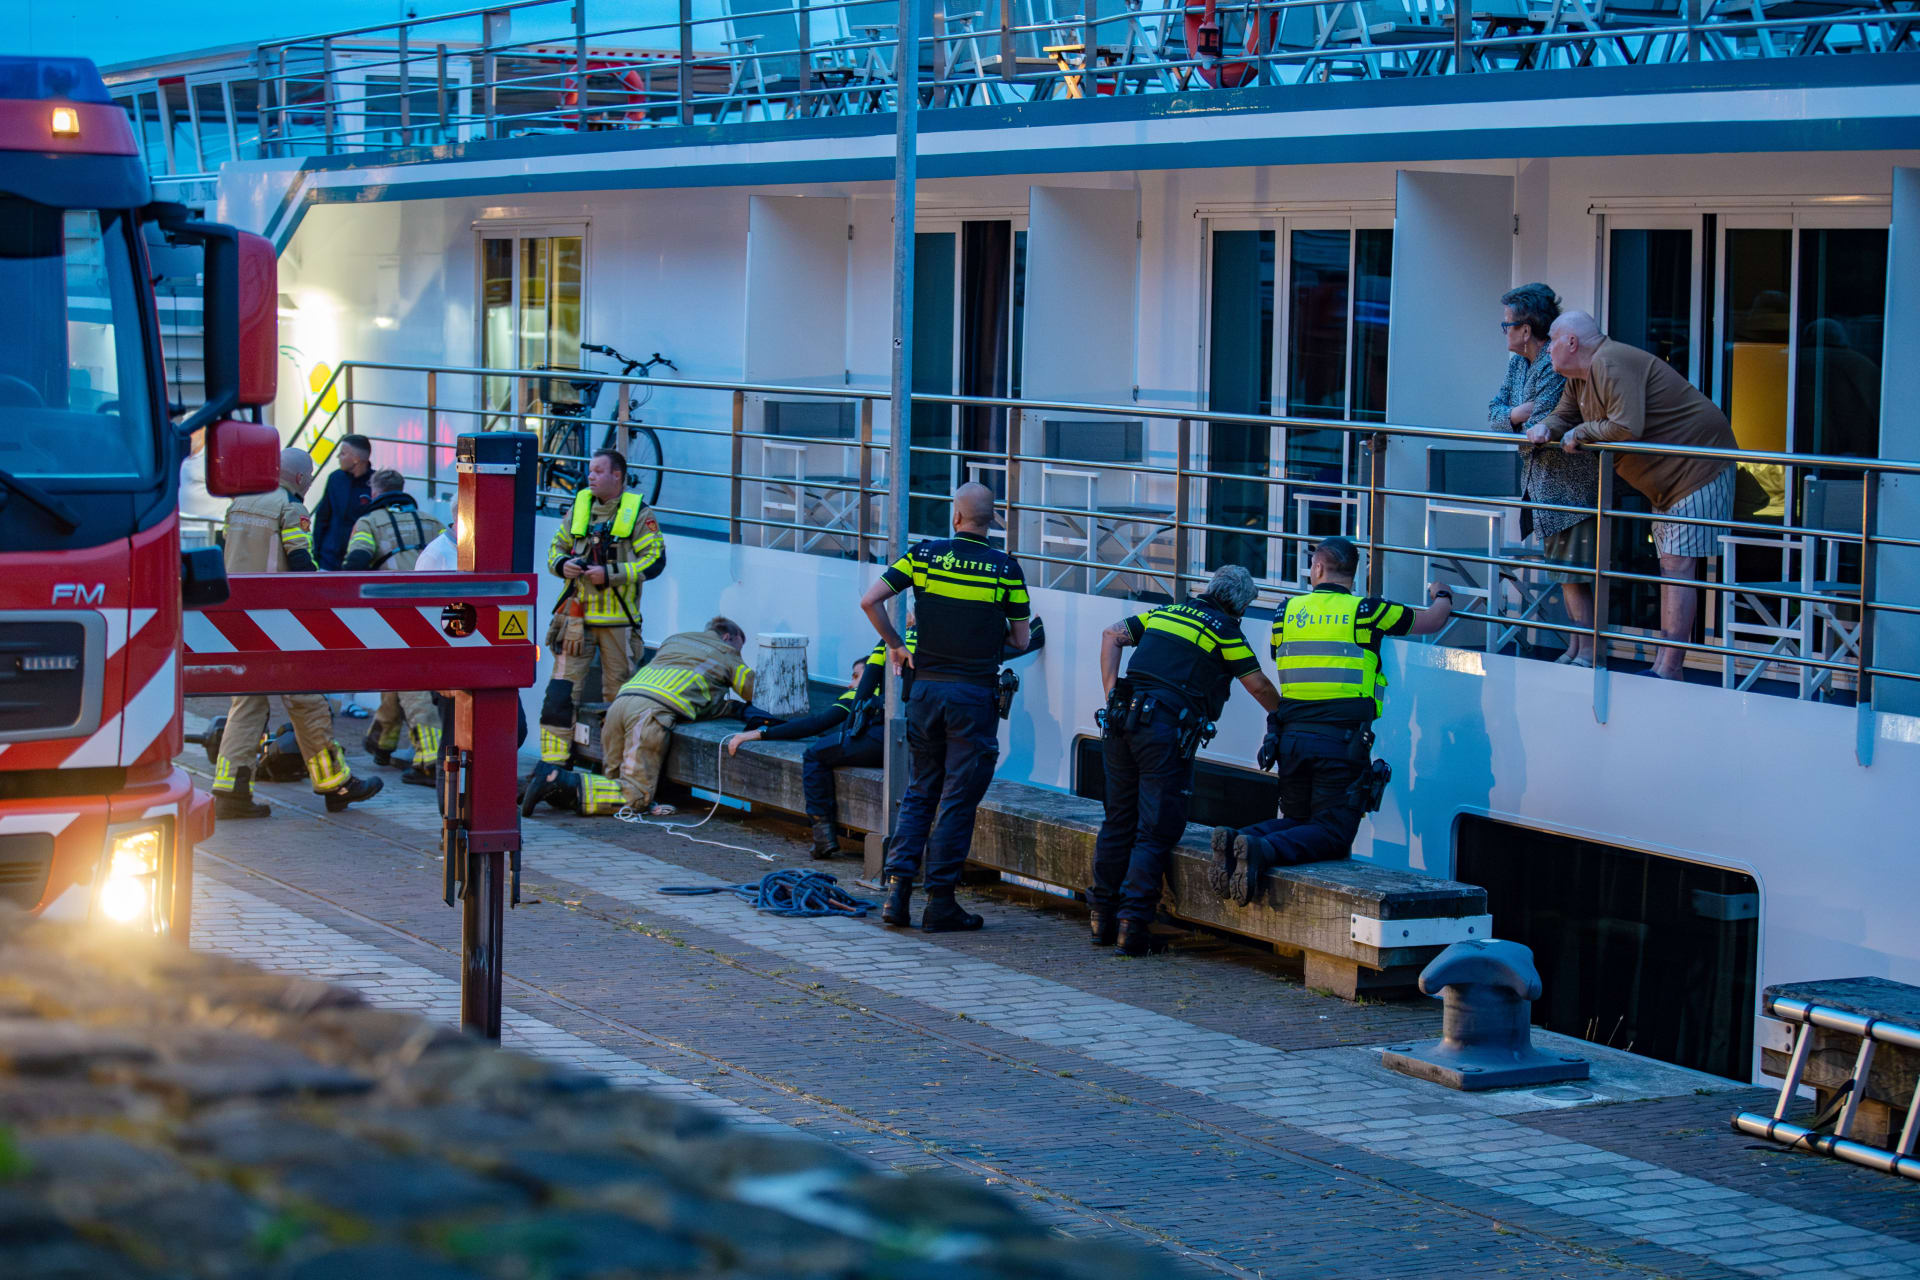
[0,908,1175,1279]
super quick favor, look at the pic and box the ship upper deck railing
[274,357,1920,740]
[104,0,1918,172]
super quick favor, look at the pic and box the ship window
[1205,220,1392,587]
[1722,227,1794,524]
[1456,815,1757,1081]
[1608,228,1693,380]
[1072,736,1278,830]
[1793,228,1885,464]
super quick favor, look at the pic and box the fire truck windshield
[0,197,158,489]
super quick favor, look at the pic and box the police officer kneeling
[1092,565,1278,955]
[1209,536,1452,908]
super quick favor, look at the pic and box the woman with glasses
[1489,283,1596,666]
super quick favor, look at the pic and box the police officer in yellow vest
[532,448,667,775]
[211,448,383,820]
[344,469,446,788]
[522,617,752,818]
[1209,537,1451,906]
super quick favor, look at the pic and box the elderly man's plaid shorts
[1653,466,1736,558]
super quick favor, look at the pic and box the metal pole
[399,26,413,146]
[1590,460,1613,725]
[1855,474,1879,766]
[679,0,695,125]
[575,0,590,131]
[255,47,273,159]
[884,0,921,859]
[322,37,337,154]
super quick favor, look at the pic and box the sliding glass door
[1204,216,1393,585]
[910,218,1027,539]
[478,226,585,427]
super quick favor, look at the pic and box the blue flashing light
[0,57,113,105]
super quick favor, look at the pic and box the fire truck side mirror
[204,418,281,497]
[234,231,278,408]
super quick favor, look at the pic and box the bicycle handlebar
[582,342,677,375]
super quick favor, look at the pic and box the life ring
[562,61,652,127]
[1183,0,1276,89]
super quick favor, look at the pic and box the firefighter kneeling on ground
[532,448,666,776]
[1208,536,1452,907]
[212,448,382,819]
[344,469,446,787]
[522,617,754,818]
[1092,565,1278,956]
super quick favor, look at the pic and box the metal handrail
[103,0,1912,169]
[287,357,1919,730]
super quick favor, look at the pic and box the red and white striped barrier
[181,573,538,698]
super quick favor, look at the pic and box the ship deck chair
[720,0,810,121]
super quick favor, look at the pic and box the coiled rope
[657,869,877,918]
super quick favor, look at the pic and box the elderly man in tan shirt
[1530,312,1737,680]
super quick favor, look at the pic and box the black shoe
[1115,919,1167,956]
[881,875,914,927]
[400,764,436,788]
[1088,908,1118,947]
[808,819,839,860]
[520,762,581,818]
[921,888,983,933]
[1207,826,1238,900]
[213,768,270,821]
[1230,833,1271,908]
[362,727,394,768]
[324,775,384,813]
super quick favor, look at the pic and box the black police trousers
[1239,729,1365,866]
[801,728,883,826]
[1089,717,1195,924]
[884,680,999,891]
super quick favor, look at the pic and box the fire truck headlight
[99,826,164,928]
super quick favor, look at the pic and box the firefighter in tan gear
[344,469,447,787]
[522,617,751,818]
[531,448,666,775]
[212,448,383,820]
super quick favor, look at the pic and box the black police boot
[1206,825,1238,900]
[1088,908,1118,947]
[921,887,984,933]
[400,761,436,788]
[213,768,270,821]
[808,819,839,860]
[362,726,394,768]
[1230,833,1273,908]
[324,775,384,813]
[880,875,915,927]
[1115,919,1168,957]
[520,762,582,818]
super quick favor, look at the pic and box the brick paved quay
[176,709,1920,1279]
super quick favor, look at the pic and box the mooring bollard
[756,633,812,717]
[1380,938,1589,1091]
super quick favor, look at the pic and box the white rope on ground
[614,739,779,861]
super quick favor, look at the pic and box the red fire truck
[0,55,281,938]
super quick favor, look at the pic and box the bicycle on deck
[534,343,676,510]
